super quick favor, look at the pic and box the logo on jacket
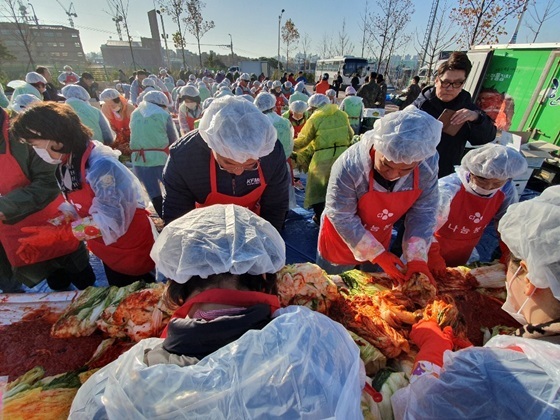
[469,212,483,224]
[377,209,394,220]
[246,178,261,186]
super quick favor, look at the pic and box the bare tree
[281,19,300,71]
[335,18,354,56]
[359,1,371,58]
[415,0,458,79]
[526,0,560,43]
[300,32,311,71]
[159,0,187,68]
[2,0,35,70]
[183,0,214,68]
[366,0,414,74]
[107,0,137,69]
[451,0,527,48]
[317,33,334,59]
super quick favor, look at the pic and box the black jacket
[162,131,290,231]
[413,86,497,178]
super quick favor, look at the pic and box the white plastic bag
[70,306,364,420]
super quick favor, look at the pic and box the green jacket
[130,105,173,167]
[340,96,364,123]
[66,99,105,143]
[294,104,353,207]
[267,112,293,159]
[9,84,42,107]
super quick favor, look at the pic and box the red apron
[130,145,170,163]
[108,112,131,156]
[318,148,422,265]
[195,153,267,215]
[0,116,79,267]
[160,289,280,338]
[65,142,155,275]
[435,185,504,267]
[65,73,78,84]
[275,95,284,115]
[186,115,196,131]
[290,116,307,138]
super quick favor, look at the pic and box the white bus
[315,56,370,87]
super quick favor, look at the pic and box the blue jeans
[133,165,164,199]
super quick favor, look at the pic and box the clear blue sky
[20,0,560,58]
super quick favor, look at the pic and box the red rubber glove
[427,242,447,277]
[17,224,76,265]
[406,260,436,287]
[410,320,453,367]
[372,251,406,284]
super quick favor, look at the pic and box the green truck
[465,43,560,146]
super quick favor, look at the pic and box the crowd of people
[1,51,559,417]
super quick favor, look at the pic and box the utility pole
[156,9,171,70]
[419,0,440,69]
[228,33,234,66]
[277,9,284,73]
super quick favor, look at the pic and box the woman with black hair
[11,102,156,287]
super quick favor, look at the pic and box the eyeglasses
[438,79,465,89]
[214,153,259,172]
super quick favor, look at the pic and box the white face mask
[33,141,62,165]
[185,102,198,110]
[469,181,500,196]
[502,266,535,325]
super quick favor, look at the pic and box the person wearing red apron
[100,89,134,157]
[427,144,528,275]
[10,102,157,287]
[316,107,443,284]
[177,85,202,135]
[283,100,308,139]
[0,108,93,291]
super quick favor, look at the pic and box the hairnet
[240,73,251,81]
[189,74,196,81]
[289,100,307,114]
[272,81,282,88]
[241,94,254,103]
[142,90,169,107]
[142,78,156,88]
[99,88,120,101]
[62,84,91,101]
[365,106,442,164]
[266,81,273,88]
[63,65,72,71]
[462,144,528,180]
[326,89,336,97]
[252,81,261,88]
[295,81,305,92]
[254,92,276,112]
[284,81,292,89]
[308,94,329,109]
[176,79,186,87]
[159,68,167,74]
[180,85,200,99]
[25,72,47,84]
[198,95,277,162]
[498,186,560,300]
[148,74,157,80]
[202,97,214,111]
[345,86,357,95]
[150,204,286,283]
[9,94,41,113]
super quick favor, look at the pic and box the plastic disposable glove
[406,260,436,287]
[410,320,453,367]
[17,224,76,265]
[427,242,447,277]
[372,251,406,284]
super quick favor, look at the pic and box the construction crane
[419,0,440,69]
[56,0,78,28]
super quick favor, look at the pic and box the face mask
[33,141,62,165]
[185,102,198,110]
[502,266,535,325]
[469,181,500,196]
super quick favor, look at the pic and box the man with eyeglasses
[162,96,290,231]
[413,52,496,178]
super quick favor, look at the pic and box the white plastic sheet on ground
[70,306,365,420]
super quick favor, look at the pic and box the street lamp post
[156,9,171,70]
[228,33,234,66]
[277,9,284,74]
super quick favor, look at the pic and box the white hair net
[266,81,273,88]
[180,85,200,98]
[176,79,186,87]
[462,143,528,180]
[142,78,156,88]
[240,73,251,81]
[252,81,261,88]
[25,72,47,84]
[254,92,276,112]
[289,100,307,114]
[345,86,357,95]
[198,95,277,162]
[202,97,214,111]
[498,186,560,300]
[272,81,282,88]
[308,94,329,109]
[9,94,41,113]
[365,106,442,164]
[142,90,169,107]
[241,94,254,103]
[325,89,336,97]
[295,81,305,92]
[284,81,292,89]
[63,65,72,71]
[150,204,286,283]
[62,84,91,101]
[188,74,196,81]
[99,88,120,102]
